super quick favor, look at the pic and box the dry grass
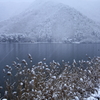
[0,54,100,100]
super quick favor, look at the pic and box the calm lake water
[0,43,100,95]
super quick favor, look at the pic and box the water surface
[0,43,100,94]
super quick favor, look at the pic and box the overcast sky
[0,0,100,23]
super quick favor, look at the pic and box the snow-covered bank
[1,34,100,43]
[84,87,100,100]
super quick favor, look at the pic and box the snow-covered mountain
[0,0,100,43]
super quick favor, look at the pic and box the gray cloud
[0,1,35,21]
[0,0,100,23]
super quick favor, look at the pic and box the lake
[0,43,100,96]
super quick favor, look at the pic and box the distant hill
[0,0,100,43]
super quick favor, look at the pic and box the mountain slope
[0,0,100,43]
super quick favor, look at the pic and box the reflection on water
[0,43,100,87]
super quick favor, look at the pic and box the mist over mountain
[0,0,100,43]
